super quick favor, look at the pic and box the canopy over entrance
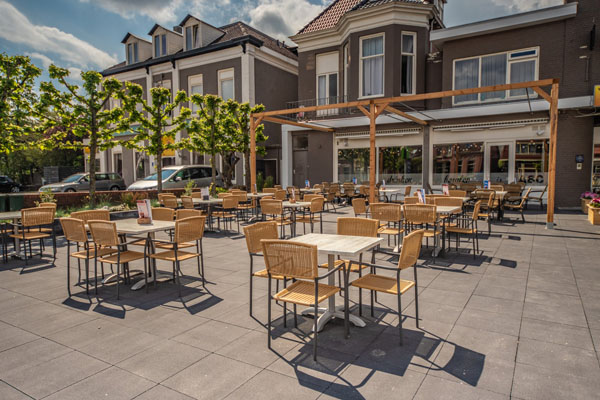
[250,78,560,229]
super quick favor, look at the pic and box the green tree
[37,65,129,204]
[184,94,226,194]
[119,83,190,193]
[0,53,41,153]
[221,101,267,189]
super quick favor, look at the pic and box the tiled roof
[298,0,429,35]
[216,22,297,59]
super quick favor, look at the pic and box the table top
[109,218,176,235]
[0,211,22,220]
[300,188,319,193]
[247,193,274,198]
[282,201,311,209]
[379,188,403,194]
[289,233,383,258]
[402,205,462,215]
[193,198,223,205]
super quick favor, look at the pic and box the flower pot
[581,198,592,214]
[588,206,600,225]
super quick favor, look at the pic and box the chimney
[173,26,183,34]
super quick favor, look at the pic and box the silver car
[39,173,126,193]
[127,165,223,191]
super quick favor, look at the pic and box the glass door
[486,142,514,184]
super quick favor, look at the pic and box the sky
[0,0,564,80]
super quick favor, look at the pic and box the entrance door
[293,150,308,187]
[486,142,514,184]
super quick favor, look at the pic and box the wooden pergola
[250,78,560,228]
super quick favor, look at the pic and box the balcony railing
[286,95,358,121]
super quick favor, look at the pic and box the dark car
[39,172,126,193]
[0,176,23,193]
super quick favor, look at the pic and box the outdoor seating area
[0,187,599,399]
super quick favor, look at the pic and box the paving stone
[414,375,508,399]
[133,385,194,400]
[225,369,322,400]
[519,318,595,351]
[171,319,251,352]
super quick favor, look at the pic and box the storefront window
[338,148,370,183]
[433,142,484,184]
[379,146,422,184]
[515,139,548,186]
[593,144,600,193]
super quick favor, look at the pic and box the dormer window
[126,42,138,65]
[185,24,200,50]
[154,34,167,57]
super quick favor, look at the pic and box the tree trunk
[89,112,97,207]
[157,132,163,193]
[244,150,251,190]
[210,153,216,196]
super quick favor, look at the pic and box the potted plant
[588,198,600,225]
[580,192,598,213]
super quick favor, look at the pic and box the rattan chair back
[516,188,532,207]
[21,207,54,227]
[158,193,176,206]
[448,190,467,197]
[274,190,287,200]
[370,203,402,224]
[274,185,283,190]
[191,192,203,199]
[474,189,494,203]
[60,217,88,243]
[286,186,298,195]
[181,195,195,209]
[352,198,367,215]
[472,200,482,220]
[358,185,369,196]
[303,194,320,202]
[71,209,110,222]
[337,217,379,237]
[151,207,175,221]
[217,192,232,199]
[342,183,355,195]
[505,184,522,197]
[397,229,425,270]
[162,196,179,208]
[263,188,277,194]
[88,220,119,247]
[222,196,239,209]
[490,184,504,192]
[174,216,206,243]
[403,204,437,224]
[434,197,463,207]
[404,186,412,197]
[459,182,478,194]
[39,202,57,209]
[176,209,203,220]
[243,221,278,254]
[261,199,283,215]
[404,196,419,204]
[233,192,248,202]
[309,196,325,213]
[261,239,318,279]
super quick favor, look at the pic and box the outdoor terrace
[0,205,599,399]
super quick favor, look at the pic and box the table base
[301,305,366,332]
[130,272,173,291]
[102,269,143,284]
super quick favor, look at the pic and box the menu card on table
[201,186,209,200]
[442,184,449,196]
[305,179,310,188]
[137,199,152,221]
[484,180,490,189]
[417,189,426,204]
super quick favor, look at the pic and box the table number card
[201,186,209,200]
[442,184,449,196]
[136,199,152,221]
[417,189,426,204]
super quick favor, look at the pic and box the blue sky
[0,0,563,78]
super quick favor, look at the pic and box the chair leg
[116,262,120,300]
[283,279,287,328]
[267,278,272,350]
[313,283,319,361]
[414,268,420,329]
[397,276,403,346]
[249,259,254,317]
[66,242,71,297]
[370,290,374,317]
[85,255,89,295]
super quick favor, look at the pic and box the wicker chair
[527,184,547,210]
[260,199,292,238]
[347,229,425,344]
[504,184,523,203]
[475,192,495,235]
[181,195,195,209]
[262,239,344,361]
[176,209,202,220]
[302,194,320,202]
[263,188,277,194]
[71,209,110,222]
[448,190,467,198]
[60,217,116,296]
[352,197,368,217]
[158,194,178,208]
[403,204,440,260]
[404,196,419,205]
[10,207,56,265]
[446,201,481,258]
[234,192,253,220]
[149,216,206,296]
[390,186,411,203]
[504,188,531,222]
[88,220,145,299]
[370,203,404,249]
[490,184,504,192]
[274,189,287,201]
[217,192,232,199]
[39,202,57,209]
[213,196,239,233]
[324,186,338,212]
[243,221,286,317]
[434,196,464,227]
[296,196,325,234]
[153,207,175,221]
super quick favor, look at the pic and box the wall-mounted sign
[576,154,584,163]
[595,85,600,107]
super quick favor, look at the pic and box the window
[185,24,200,50]
[515,139,549,186]
[343,43,349,99]
[433,142,484,184]
[338,148,370,183]
[317,73,338,105]
[188,74,203,112]
[453,48,538,104]
[316,52,339,115]
[155,34,167,57]
[360,34,384,97]
[401,32,416,95]
[218,69,234,100]
[127,43,133,65]
[593,143,600,193]
[379,146,423,184]
[113,154,122,176]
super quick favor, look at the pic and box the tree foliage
[119,83,190,192]
[0,53,41,153]
[36,66,129,204]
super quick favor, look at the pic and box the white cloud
[490,0,563,12]
[0,1,117,69]
[247,0,325,42]
[25,52,53,69]
[79,0,184,25]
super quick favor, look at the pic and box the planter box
[581,198,592,214]
[589,206,600,225]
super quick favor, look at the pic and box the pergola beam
[262,116,334,132]
[532,87,552,103]
[385,106,428,125]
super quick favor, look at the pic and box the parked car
[38,172,126,193]
[0,175,23,193]
[127,165,223,190]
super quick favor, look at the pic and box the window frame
[400,31,417,95]
[188,74,203,113]
[358,32,385,99]
[452,47,539,106]
[343,42,349,99]
[218,68,235,100]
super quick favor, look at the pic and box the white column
[333,138,339,182]
[241,45,256,106]
[281,125,293,188]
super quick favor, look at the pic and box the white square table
[288,233,383,332]
[0,211,27,259]
[282,201,311,237]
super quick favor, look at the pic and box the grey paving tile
[523,301,588,328]
[0,338,72,375]
[163,353,261,400]
[455,308,521,337]
[0,322,39,353]
[414,375,508,399]
[444,325,518,362]
[520,318,595,351]
[0,381,32,400]
[134,385,194,400]
[418,287,472,308]
[44,366,155,400]
[465,295,523,317]
[117,340,209,383]
[216,329,297,368]
[225,370,322,400]
[171,319,251,352]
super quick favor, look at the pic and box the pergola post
[368,101,377,204]
[546,82,559,229]
[250,116,256,192]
